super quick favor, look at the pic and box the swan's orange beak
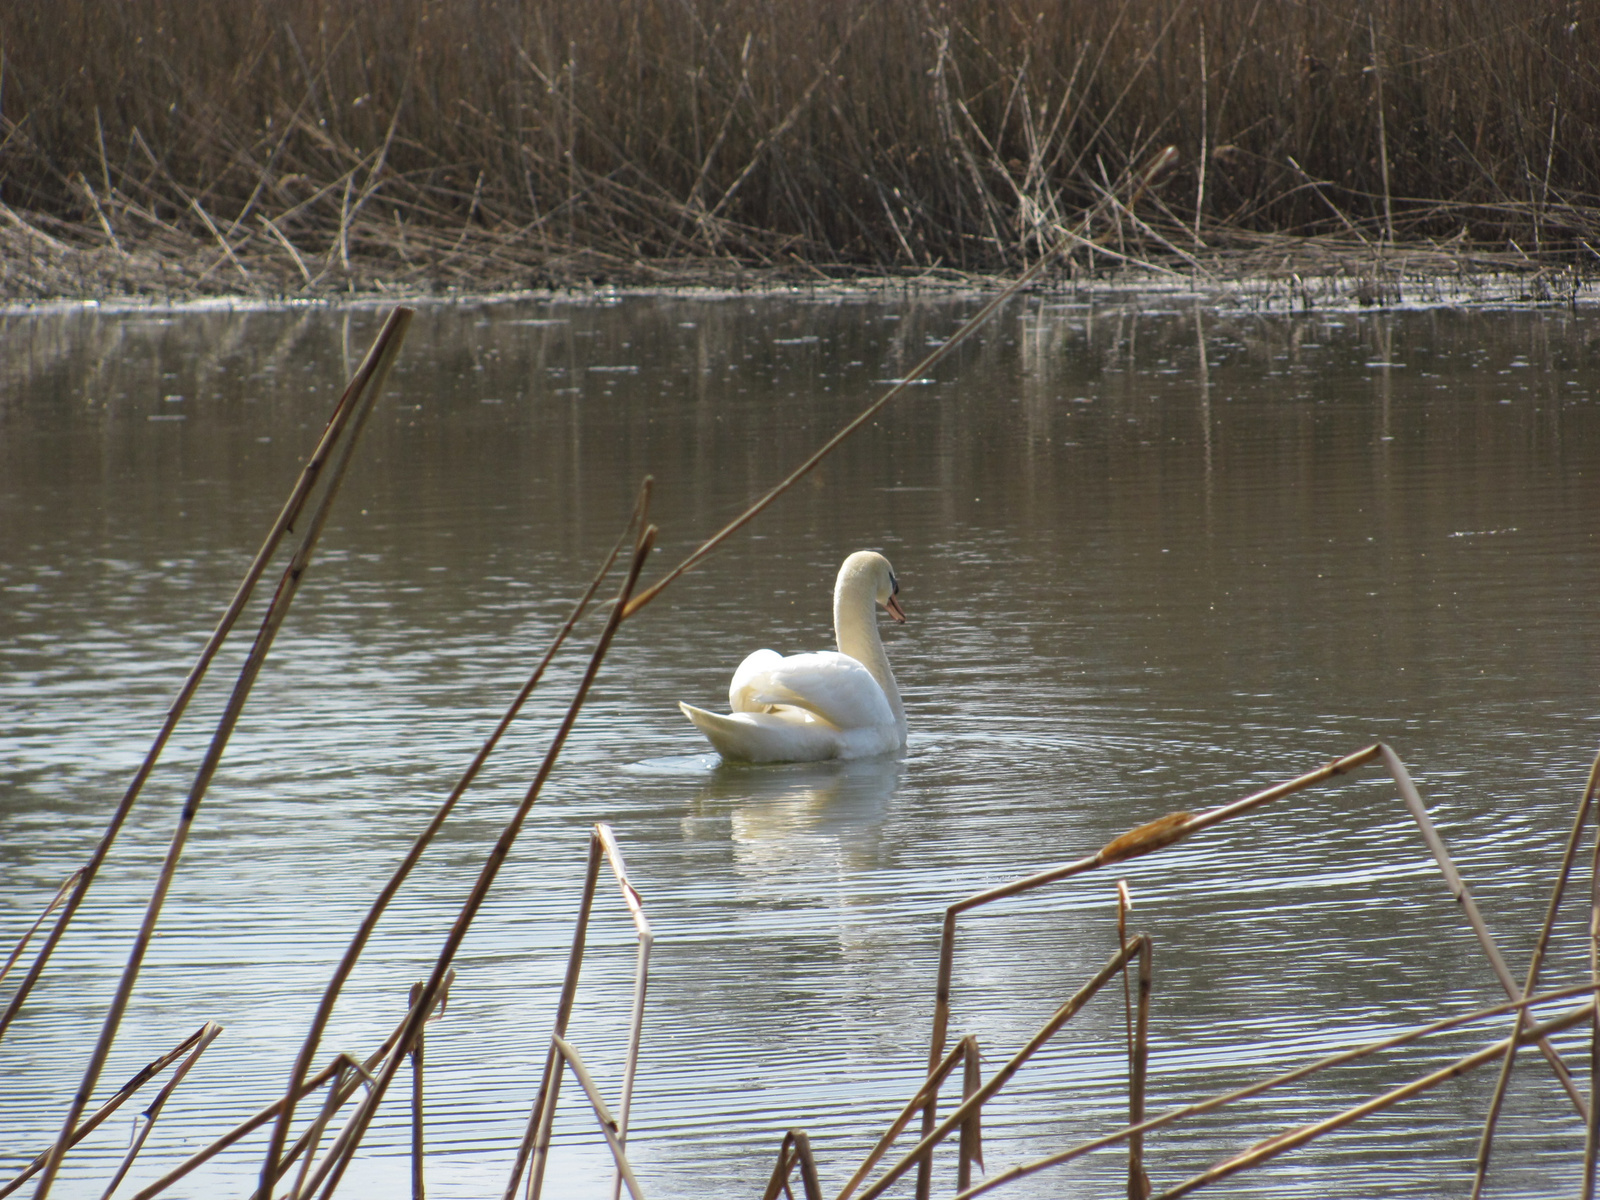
[885,593,906,623]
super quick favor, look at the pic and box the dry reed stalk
[923,740,1595,1192]
[602,824,654,1200]
[835,1033,983,1200]
[922,738,1589,1178]
[1116,881,1134,1062]
[958,1036,983,1193]
[762,1130,824,1200]
[1588,786,1600,1200]
[0,1025,215,1199]
[266,979,449,1200]
[125,1055,358,1200]
[953,982,1600,1198]
[702,5,873,227]
[920,745,1382,1171]
[857,936,1151,1200]
[1471,745,1600,1197]
[515,830,605,1199]
[1126,927,1151,1200]
[257,481,651,1190]
[257,214,313,285]
[30,306,412,1200]
[546,1036,648,1200]
[512,822,653,1200]
[0,309,412,1048]
[0,869,81,991]
[294,523,655,1199]
[1368,13,1395,247]
[99,1022,223,1200]
[187,195,250,282]
[410,983,426,1200]
[288,1062,354,1200]
[74,174,125,255]
[0,201,69,251]
[1151,1000,1598,1200]
[1379,744,1588,1116]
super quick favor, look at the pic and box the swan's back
[730,649,897,733]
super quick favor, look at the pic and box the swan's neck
[834,573,906,742]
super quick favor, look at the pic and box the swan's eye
[889,573,899,593]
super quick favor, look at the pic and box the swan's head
[839,550,905,624]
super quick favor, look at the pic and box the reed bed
[5,0,1600,298]
[7,280,1600,1197]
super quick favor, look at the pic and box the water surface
[3,292,1599,1197]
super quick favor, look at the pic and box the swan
[679,551,907,763]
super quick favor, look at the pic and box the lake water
[3,289,1600,1199]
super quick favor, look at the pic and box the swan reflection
[688,755,903,885]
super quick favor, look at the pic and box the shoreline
[3,213,1595,315]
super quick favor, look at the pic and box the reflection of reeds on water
[7,284,1600,1200]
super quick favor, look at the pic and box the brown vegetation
[2,1,1599,296]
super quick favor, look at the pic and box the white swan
[679,551,907,763]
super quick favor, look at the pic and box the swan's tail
[678,701,840,763]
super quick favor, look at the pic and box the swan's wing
[729,649,788,713]
[734,650,895,733]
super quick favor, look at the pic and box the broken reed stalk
[920,741,1590,1186]
[125,1056,359,1200]
[31,305,412,1200]
[919,743,1383,1185]
[1127,931,1151,1200]
[1471,745,1600,1197]
[289,1063,355,1200]
[258,478,652,1193]
[0,308,412,1047]
[1380,744,1589,1117]
[0,1024,216,1199]
[251,988,430,1200]
[957,1037,983,1194]
[620,144,1178,623]
[513,823,654,1200]
[294,521,655,1199]
[254,982,446,1200]
[601,824,653,1200]
[549,1036,648,1200]
[98,1022,223,1200]
[952,983,1600,1198]
[1152,1000,1599,1200]
[1115,878,1139,1198]
[268,979,444,1196]
[1587,789,1600,1200]
[761,1130,824,1200]
[1369,13,1395,247]
[835,1033,985,1200]
[857,935,1152,1200]
[515,831,608,1200]
[0,868,81,990]
[410,984,426,1200]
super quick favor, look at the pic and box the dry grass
[4,0,1600,297]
